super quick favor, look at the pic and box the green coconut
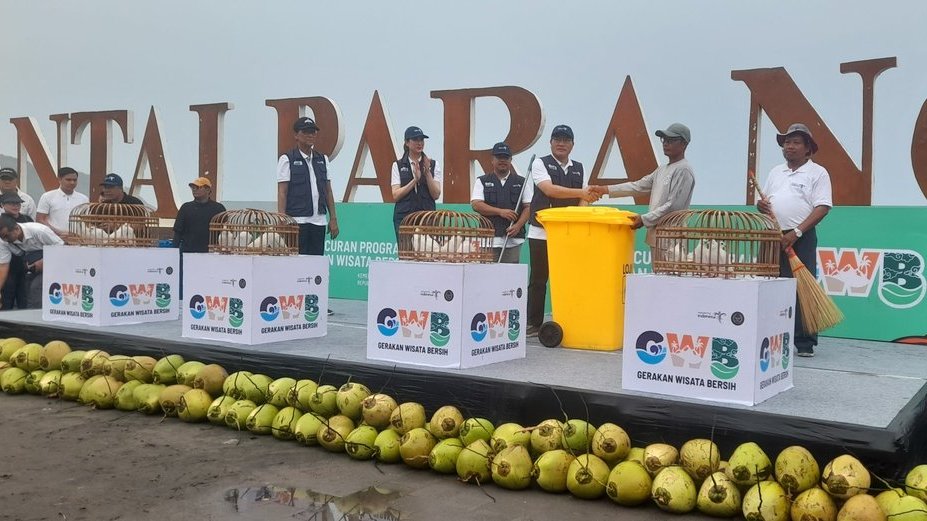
[530,419,564,455]
[266,377,297,408]
[206,396,237,425]
[361,393,397,429]
[0,337,26,361]
[653,466,699,513]
[114,380,144,411]
[79,350,110,378]
[122,355,157,383]
[80,375,123,408]
[151,354,185,384]
[174,361,206,387]
[491,445,533,490]
[459,417,495,446]
[428,438,464,474]
[134,383,166,414]
[456,439,494,484]
[38,369,63,396]
[607,460,653,506]
[59,350,87,373]
[102,355,133,381]
[567,453,611,500]
[245,403,280,434]
[12,343,44,372]
[308,384,339,417]
[318,415,355,453]
[821,455,870,500]
[727,442,772,488]
[875,488,906,516]
[336,382,370,420]
[58,372,87,400]
[680,438,721,483]
[293,411,326,446]
[696,471,742,517]
[885,495,927,521]
[428,405,464,439]
[533,449,576,493]
[39,341,71,371]
[491,422,530,453]
[345,425,379,460]
[192,364,228,397]
[790,487,837,521]
[270,406,302,440]
[222,371,252,398]
[592,422,631,466]
[742,481,790,521]
[389,402,426,435]
[0,367,28,394]
[562,419,595,454]
[775,445,820,496]
[158,384,192,416]
[644,443,680,477]
[177,388,213,422]
[906,465,927,502]
[24,369,47,394]
[374,428,403,463]
[399,427,436,469]
[836,494,885,521]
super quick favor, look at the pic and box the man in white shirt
[470,142,532,263]
[0,167,37,220]
[36,166,90,239]
[0,215,64,309]
[757,123,833,358]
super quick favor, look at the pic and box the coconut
[114,380,143,411]
[821,455,870,500]
[491,422,530,453]
[591,423,631,466]
[775,445,820,496]
[79,349,110,378]
[263,377,296,408]
[696,471,742,517]
[457,439,494,484]
[174,361,206,387]
[345,425,379,460]
[38,370,63,396]
[906,465,927,502]
[567,453,611,500]
[24,370,47,394]
[246,404,280,434]
[151,354,185,384]
[606,460,653,506]
[177,388,213,422]
[102,355,133,381]
[287,379,318,411]
[533,449,576,493]
[271,406,302,440]
[790,487,837,521]
[361,393,397,429]
[399,427,436,469]
[309,384,339,417]
[134,383,166,414]
[293,411,326,445]
[206,396,237,425]
[224,399,257,429]
[389,402,426,435]
[58,372,87,400]
[0,337,26,361]
[123,356,157,383]
[875,489,906,516]
[429,438,464,474]
[626,446,646,465]
[742,481,791,521]
[318,415,355,453]
[644,443,680,477]
[192,364,228,397]
[222,371,252,398]
[0,367,28,394]
[429,405,464,439]
[81,375,123,408]
[158,384,192,416]
[39,341,71,370]
[0,360,10,376]
[838,493,884,521]
[460,417,495,446]
[680,439,721,483]
[336,382,371,420]
[530,419,564,455]
[59,350,86,373]
[885,495,927,521]
[652,466,699,513]
[562,419,595,454]
[243,374,273,403]
[374,428,403,463]
[12,343,43,372]
[727,442,773,488]
[491,445,533,490]
[78,375,104,403]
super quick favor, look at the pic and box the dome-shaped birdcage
[208,209,299,256]
[68,203,159,247]
[398,210,495,263]
[652,209,782,278]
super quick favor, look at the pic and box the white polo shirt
[470,172,533,248]
[762,160,833,230]
[276,149,330,226]
[527,155,576,241]
[0,222,64,264]
[37,188,90,232]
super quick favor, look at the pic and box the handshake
[581,185,610,203]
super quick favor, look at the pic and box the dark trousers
[298,223,326,256]
[1,262,27,310]
[527,239,549,328]
[780,227,818,349]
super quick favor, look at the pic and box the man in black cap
[0,214,63,309]
[757,123,833,358]
[0,167,37,220]
[390,126,442,239]
[277,116,339,256]
[471,142,532,263]
[99,173,145,205]
[0,192,33,309]
[525,125,599,336]
[36,166,90,239]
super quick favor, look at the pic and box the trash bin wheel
[538,321,563,348]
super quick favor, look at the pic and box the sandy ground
[0,393,723,521]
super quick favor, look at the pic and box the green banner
[325,203,927,344]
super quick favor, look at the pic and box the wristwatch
[793,228,803,238]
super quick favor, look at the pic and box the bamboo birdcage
[68,203,158,247]
[208,209,299,256]
[398,210,495,263]
[652,209,781,278]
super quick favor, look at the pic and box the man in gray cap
[471,142,532,263]
[757,123,832,358]
[0,167,37,220]
[594,123,695,248]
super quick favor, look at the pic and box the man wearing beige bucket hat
[757,123,833,357]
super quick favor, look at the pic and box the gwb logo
[376,307,450,347]
[759,333,790,373]
[470,310,520,342]
[51,283,92,310]
[635,330,739,380]
[189,295,244,327]
[109,285,130,307]
[819,248,925,309]
[260,294,320,323]
[48,282,63,305]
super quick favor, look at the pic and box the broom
[748,171,843,334]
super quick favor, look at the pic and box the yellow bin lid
[536,206,637,226]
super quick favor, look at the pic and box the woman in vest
[390,126,443,240]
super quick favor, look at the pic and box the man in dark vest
[390,126,442,240]
[470,142,532,263]
[525,125,599,336]
[277,116,340,255]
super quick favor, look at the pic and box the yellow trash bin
[535,206,637,350]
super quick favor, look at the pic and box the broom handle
[747,170,782,230]
[498,153,535,263]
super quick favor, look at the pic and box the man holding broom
[470,142,532,263]
[757,123,833,357]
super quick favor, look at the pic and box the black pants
[780,227,818,350]
[527,239,549,328]
[298,223,326,256]
[1,261,27,310]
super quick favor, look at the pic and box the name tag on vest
[293,160,305,166]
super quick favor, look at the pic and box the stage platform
[2,299,926,476]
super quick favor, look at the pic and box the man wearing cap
[757,123,832,358]
[173,178,226,254]
[594,123,696,248]
[277,117,339,256]
[391,126,442,239]
[99,173,145,205]
[525,125,599,336]
[0,193,34,309]
[36,166,89,239]
[0,214,63,309]
[471,142,532,263]
[0,167,37,220]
